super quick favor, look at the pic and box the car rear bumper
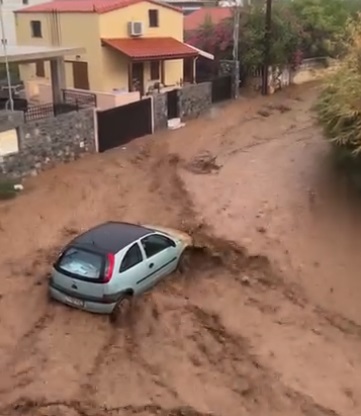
[49,285,115,315]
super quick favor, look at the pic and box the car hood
[143,224,193,247]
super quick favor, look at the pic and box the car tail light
[103,253,115,283]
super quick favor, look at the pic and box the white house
[0,0,48,45]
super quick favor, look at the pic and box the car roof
[70,221,153,254]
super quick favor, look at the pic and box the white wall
[1,0,48,45]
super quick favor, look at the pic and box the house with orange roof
[14,0,199,96]
[184,7,232,32]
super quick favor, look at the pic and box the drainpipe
[193,56,198,83]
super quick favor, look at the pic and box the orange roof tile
[102,37,198,60]
[184,7,232,31]
[16,0,181,14]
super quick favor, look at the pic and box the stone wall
[179,82,212,119]
[152,93,167,131]
[0,108,96,178]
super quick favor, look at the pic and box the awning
[185,44,214,60]
[0,45,85,64]
[101,37,198,61]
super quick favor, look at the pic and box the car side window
[120,243,143,273]
[141,234,175,258]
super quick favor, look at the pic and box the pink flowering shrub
[185,20,233,59]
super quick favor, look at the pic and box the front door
[72,61,90,90]
[132,62,144,96]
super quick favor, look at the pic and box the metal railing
[0,89,97,122]
[24,102,79,122]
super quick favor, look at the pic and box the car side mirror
[170,240,176,247]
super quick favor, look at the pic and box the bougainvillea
[185,19,233,59]
[185,0,354,71]
[185,5,303,69]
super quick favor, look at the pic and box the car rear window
[57,247,103,280]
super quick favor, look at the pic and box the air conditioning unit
[128,21,144,37]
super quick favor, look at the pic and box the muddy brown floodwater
[1,82,361,416]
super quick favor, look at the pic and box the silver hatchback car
[49,222,191,318]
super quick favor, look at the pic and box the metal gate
[167,89,179,119]
[97,98,152,152]
[211,76,232,103]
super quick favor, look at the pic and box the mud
[184,151,221,175]
[1,83,361,416]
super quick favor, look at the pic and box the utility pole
[232,0,241,98]
[0,0,14,110]
[261,0,272,95]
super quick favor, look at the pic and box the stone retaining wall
[152,93,168,131]
[179,82,212,119]
[0,108,96,178]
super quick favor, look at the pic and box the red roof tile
[16,0,180,14]
[184,7,232,31]
[102,37,198,60]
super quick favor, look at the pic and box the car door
[139,233,178,289]
[115,242,148,296]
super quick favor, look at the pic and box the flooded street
[0,82,360,416]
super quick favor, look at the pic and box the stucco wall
[0,109,96,178]
[98,1,183,41]
[16,11,103,91]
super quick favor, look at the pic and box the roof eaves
[15,0,182,14]
[15,7,96,13]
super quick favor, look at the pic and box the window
[22,0,29,4]
[1,39,7,46]
[120,243,143,272]
[141,234,175,258]
[56,248,103,280]
[150,61,160,80]
[30,20,42,38]
[148,9,159,27]
[35,61,45,77]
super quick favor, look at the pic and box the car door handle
[149,263,154,269]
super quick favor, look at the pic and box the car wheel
[177,249,191,274]
[110,295,133,325]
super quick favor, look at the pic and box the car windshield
[57,247,103,279]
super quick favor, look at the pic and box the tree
[289,0,350,57]
[186,4,302,69]
[238,3,302,68]
[186,0,355,75]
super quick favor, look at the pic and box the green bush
[315,15,361,185]
[0,179,18,200]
